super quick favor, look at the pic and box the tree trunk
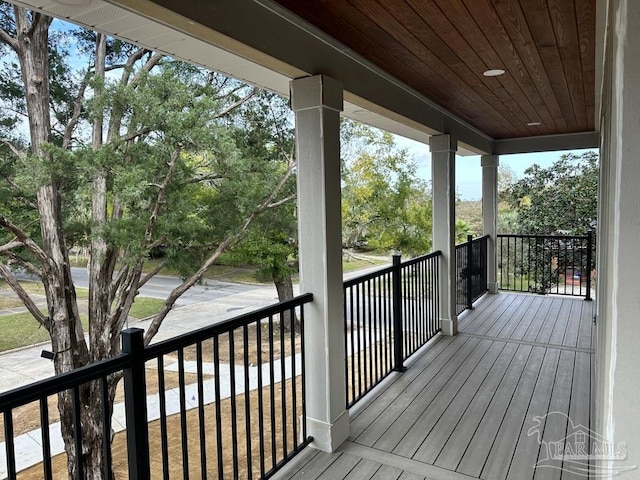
[88,33,115,363]
[12,8,93,479]
[58,377,118,479]
[274,272,298,331]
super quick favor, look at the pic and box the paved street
[19,267,260,306]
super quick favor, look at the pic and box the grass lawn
[0,296,164,353]
[75,287,88,299]
[0,254,385,353]
[0,280,46,311]
[0,296,24,310]
[129,297,165,319]
[0,312,89,352]
[215,268,267,284]
[342,256,388,272]
[0,280,46,296]
[69,255,236,280]
[69,253,389,284]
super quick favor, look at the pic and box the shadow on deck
[274,293,596,480]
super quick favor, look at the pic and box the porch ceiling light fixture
[527,121,542,126]
[483,69,505,77]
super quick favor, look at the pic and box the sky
[396,136,594,200]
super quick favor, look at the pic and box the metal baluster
[157,356,170,480]
[243,324,253,478]
[100,378,113,480]
[40,396,53,480]
[196,342,207,479]
[229,330,239,478]
[213,335,224,478]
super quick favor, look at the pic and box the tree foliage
[0,5,295,478]
[503,151,598,235]
[225,94,299,328]
[341,122,432,256]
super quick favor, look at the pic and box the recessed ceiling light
[483,69,505,77]
[527,121,541,126]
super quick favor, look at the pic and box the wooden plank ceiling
[272,0,596,140]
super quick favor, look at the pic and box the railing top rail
[497,233,590,240]
[343,264,394,288]
[144,292,314,360]
[0,354,130,412]
[343,250,441,288]
[400,250,441,268]
[455,235,489,248]
[470,234,489,244]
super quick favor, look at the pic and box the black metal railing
[455,235,489,315]
[0,352,129,480]
[497,232,593,300]
[142,294,313,480]
[0,294,313,480]
[343,251,441,408]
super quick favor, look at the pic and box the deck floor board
[496,295,541,340]
[273,294,594,480]
[413,342,518,465]
[577,301,594,350]
[530,298,564,345]
[353,337,476,447]
[434,343,533,471]
[385,339,493,456]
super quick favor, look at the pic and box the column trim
[291,74,348,452]
[430,134,458,336]
[481,154,499,294]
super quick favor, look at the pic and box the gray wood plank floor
[274,293,595,480]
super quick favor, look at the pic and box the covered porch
[2,0,640,479]
[276,293,595,480]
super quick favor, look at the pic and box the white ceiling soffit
[6,0,490,154]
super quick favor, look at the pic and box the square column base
[440,317,458,336]
[307,410,350,452]
[488,282,499,294]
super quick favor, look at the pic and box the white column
[430,134,457,335]
[481,155,499,294]
[596,0,640,477]
[290,75,349,452]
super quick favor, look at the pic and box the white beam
[430,134,457,336]
[492,131,599,155]
[290,75,349,452]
